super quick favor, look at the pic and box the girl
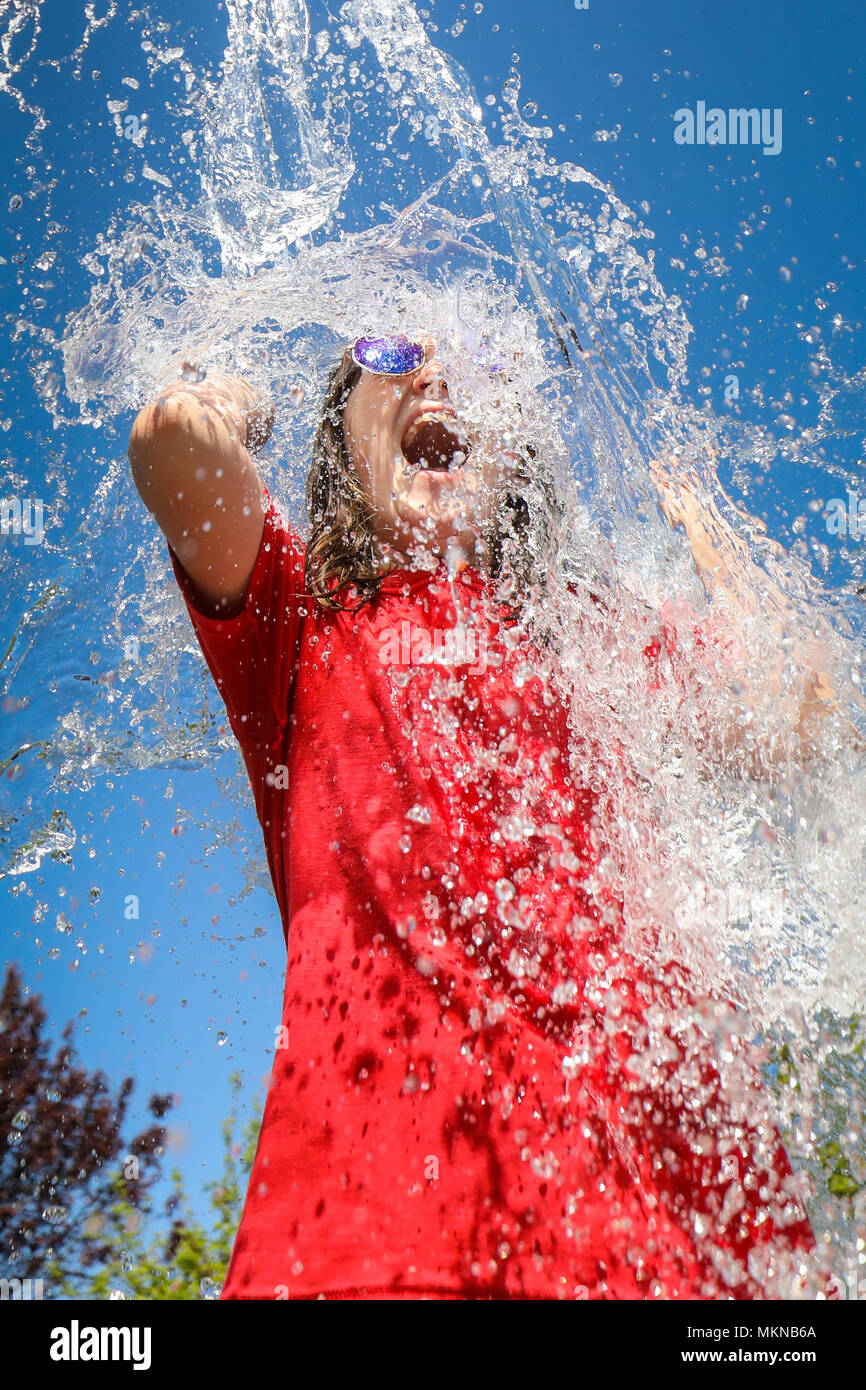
[128,331,829,1299]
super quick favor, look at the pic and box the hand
[156,364,274,454]
[649,455,762,613]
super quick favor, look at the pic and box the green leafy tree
[0,963,169,1288]
[60,1072,261,1300]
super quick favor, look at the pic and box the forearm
[128,365,274,615]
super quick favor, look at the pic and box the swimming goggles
[350,332,510,377]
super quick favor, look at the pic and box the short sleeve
[167,483,306,753]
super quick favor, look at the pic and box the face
[341,335,512,567]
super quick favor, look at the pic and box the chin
[400,502,489,557]
[389,459,495,551]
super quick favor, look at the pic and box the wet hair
[304,346,559,612]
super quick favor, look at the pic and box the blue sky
[0,0,862,1276]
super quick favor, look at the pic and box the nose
[411,351,449,398]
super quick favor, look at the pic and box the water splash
[3,0,866,1286]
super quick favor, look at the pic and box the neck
[372,530,490,579]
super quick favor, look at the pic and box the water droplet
[217,1030,228,1046]
[506,948,526,978]
[495,877,515,903]
[8,195,22,211]
[43,1205,69,1224]
[12,1109,29,1129]
[181,360,207,383]
[609,73,623,87]
[289,384,305,405]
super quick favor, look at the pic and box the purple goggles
[350,332,509,377]
[351,334,426,376]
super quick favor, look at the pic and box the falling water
[3,0,865,1292]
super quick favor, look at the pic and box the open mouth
[401,412,471,472]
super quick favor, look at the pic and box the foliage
[62,1073,260,1300]
[1,963,261,1299]
[0,963,169,1285]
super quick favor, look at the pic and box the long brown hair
[304,347,558,612]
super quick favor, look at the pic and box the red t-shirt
[168,483,816,1300]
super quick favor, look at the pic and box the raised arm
[127,367,274,619]
[650,454,866,772]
